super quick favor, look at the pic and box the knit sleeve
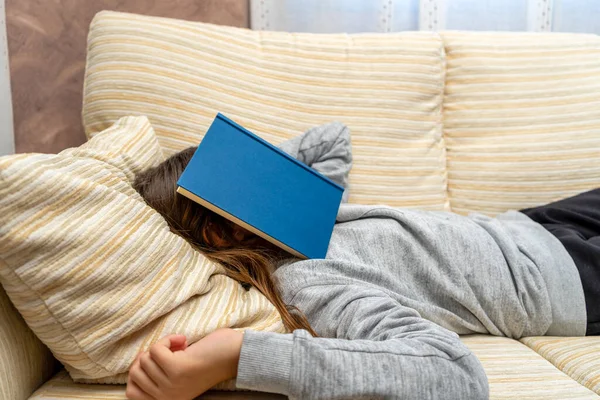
[236,282,489,400]
[277,122,353,203]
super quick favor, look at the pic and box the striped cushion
[461,335,600,399]
[83,11,449,210]
[442,32,600,215]
[521,337,600,395]
[0,116,283,385]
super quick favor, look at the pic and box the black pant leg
[520,189,600,336]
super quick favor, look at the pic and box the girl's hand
[126,329,244,400]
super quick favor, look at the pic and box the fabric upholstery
[461,335,599,399]
[28,337,600,400]
[442,32,600,215]
[0,285,57,400]
[0,116,283,385]
[83,11,449,210]
[521,337,600,395]
[29,370,285,399]
[3,12,600,398]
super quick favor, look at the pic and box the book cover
[176,113,344,259]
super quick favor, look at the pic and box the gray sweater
[235,123,587,399]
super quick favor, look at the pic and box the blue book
[176,113,344,259]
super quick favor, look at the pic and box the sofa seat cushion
[521,336,600,395]
[28,337,598,400]
[442,32,600,215]
[83,11,449,210]
[29,370,285,400]
[461,335,599,399]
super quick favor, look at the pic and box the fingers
[139,352,169,387]
[142,334,187,378]
[129,354,161,399]
[130,364,161,398]
[125,379,155,400]
[149,340,175,374]
[159,334,187,351]
[130,351,142,369]
[172,334,188,350]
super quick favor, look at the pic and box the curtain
[250,0,600,34]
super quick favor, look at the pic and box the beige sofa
[2,11,600,400]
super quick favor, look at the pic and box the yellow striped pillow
[0,116,284,385]
[443,32,600,215]
[83,11,449,210]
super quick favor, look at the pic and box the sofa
[1,11,600,400]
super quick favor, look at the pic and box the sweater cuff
[236,330,294,395]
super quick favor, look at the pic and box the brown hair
[133,147,317,336]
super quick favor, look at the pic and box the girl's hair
[133,146,317,336]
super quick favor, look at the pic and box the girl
[126,122,598,400]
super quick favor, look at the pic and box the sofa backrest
[442,32,600,215]
[84,11,449,211]
[83,12,600,216]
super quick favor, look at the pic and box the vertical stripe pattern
[527,0,555,32]
[83,11,449,210]
[420,0,446,31]
[443,31,600,215]
[0,116,284,385]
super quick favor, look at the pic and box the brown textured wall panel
[7,0,248,153]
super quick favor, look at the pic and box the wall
[7,0,248,154]
[0,0,14,156]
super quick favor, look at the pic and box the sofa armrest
[0,285,58,400]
